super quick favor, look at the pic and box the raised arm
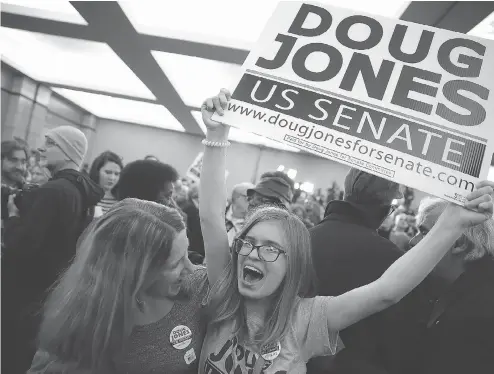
[199,89,232,286]
[324,183,494,331]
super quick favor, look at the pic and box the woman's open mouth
[242,264,264,284]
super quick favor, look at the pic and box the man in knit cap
[2,126,104,373]
[308,168,418,374]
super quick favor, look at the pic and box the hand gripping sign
[212,1,494,205]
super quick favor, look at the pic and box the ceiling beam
[70,1,202,134]
[0,10,247,65]
[141,34,248,65]
[400,1,494,33]
[0,12,97,40]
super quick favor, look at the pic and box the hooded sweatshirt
[3,169,104,304]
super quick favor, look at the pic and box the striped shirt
[97,195,118,214]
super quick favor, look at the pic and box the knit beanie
[45,126,88,167]
[344,168,403,205]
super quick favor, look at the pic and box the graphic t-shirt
[115,266,209,374]
[199,296,342,374]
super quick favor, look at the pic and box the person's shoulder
[40,178,77,194]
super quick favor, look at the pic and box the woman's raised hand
[201,89,232,133]
[440,180,493,231]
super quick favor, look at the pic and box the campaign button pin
[261,341,281,361]
[184,348,196,365]
[170,325,192,350]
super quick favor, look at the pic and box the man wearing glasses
[247,176,293,210]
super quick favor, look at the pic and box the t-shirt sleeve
[299,297,343,361]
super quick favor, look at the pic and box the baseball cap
[247,177,292,205]
[344,168,403,205]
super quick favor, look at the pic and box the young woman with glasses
[198,89,494,374]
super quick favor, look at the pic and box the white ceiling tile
[468,11,494,41]
[121,0,408,50]
[153,51,241,107]
[1,0,88,25]
[53,88,185,132]
[1,27,155,100]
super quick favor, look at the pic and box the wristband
[202,139,231,148]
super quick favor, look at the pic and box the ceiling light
[152,51,241,108]
[1,0,88,25]
[121,1,408,50]
[52,88,184,132]
[277,165,285,172]
[1,27,155,100]
[468,11,494,40]
[300,182,315,194]
[287,169,298,179]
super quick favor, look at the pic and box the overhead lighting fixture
[121,1,407,50]
[1,0,88,25]
[52,88,185,132]
[1,27,155,100]
[287,169,298,179]
[152,51,241,108]
[277,165,285,172]
[468,11,494,40]
[300,182,315,194]
[294,182,300,189]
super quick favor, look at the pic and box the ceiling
[1,1,493,153]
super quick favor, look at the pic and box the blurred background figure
[291,203,314,229]
[27,164,50,185]
[89,151,124,217]
[181,184,204,264]
[173,178,190,211]
[407,197,494,374]
[390,213,412,251]
[1,139,28,189]
[225,182,254,245]
[247,173,293,210]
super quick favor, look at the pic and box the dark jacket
[307,200,415,374]
[411,258,494,374]
[3,169,104,304]
[183,201,205,258]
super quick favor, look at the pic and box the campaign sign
[212,1,494,204]
[186,152,204,183]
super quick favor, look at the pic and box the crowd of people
[1,90,493,374]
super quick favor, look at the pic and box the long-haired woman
[28,199,208,374]
[89,151,123,216]
[197,89,494,373]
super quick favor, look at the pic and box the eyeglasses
[234,238,286,262]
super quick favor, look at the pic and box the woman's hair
[417,197,494,261]
[37,199,185,371]
[207,205,317,347]
[115,160,178,202]
[89,151,124,194]
[1,139,29,161]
